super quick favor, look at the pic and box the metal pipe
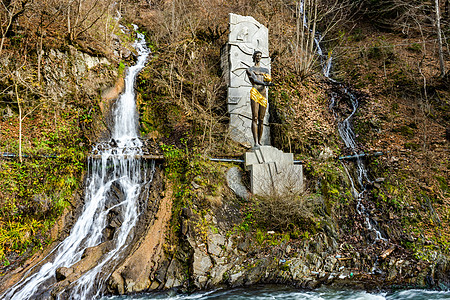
[2,152,305,166]
[208,157,304,165]
[89,154,164,160]
[208,157,245,163]
[1,152,58,159]
[339,151,384,160]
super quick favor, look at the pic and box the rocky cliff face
[0,35,124,292]
[1,0,449,297]
[101,187,449,295]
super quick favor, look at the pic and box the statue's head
[252,50,262,62]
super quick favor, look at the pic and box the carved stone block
[244,146,303,196]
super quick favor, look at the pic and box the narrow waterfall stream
[297,0,385,242]
[3,26,152,300]
[329,90,385,242]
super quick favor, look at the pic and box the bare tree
[0,0,29,56]
[288,0,353,78]
[435,0,446,78]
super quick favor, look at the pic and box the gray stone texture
[222,13,271,147]
[226,167,250,200]
[245,146,303,196]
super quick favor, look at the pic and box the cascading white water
[298,0,333,77]
[2,26,152,300]
[113,25,148,144]
[329,87,385,242]
[298,0,385,241]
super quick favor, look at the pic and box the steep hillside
[0,0,449,296]
[125,0,450,292]
[0,0,137,273]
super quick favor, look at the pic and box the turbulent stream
[3,26,152,300]
[102,285,450,300]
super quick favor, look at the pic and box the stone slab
[226,167,250,200]
[250,163,303,196]
[244,146,294,170]
[245,146,303,196]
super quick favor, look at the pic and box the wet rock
[55,267,73,282]
[210,264,231,285]
[207,233,225,257]
[52,243,110,297]
[289,258,308,280]
[155,260,170,284]
[109,213,124,228]
[109,138,118,148]
[324,256,338,272]
[108,272,125,294]
[105,181,125,209]
[192,249,212,288]
[102,227,115,241]
[164,259,184,289]
[246,258,270,285]
[229,271,244,286]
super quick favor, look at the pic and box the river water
[103,285,450,299]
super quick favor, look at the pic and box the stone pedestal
[221,13,271,147]
[245,146,303,196]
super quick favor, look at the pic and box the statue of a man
[246,50,274,148]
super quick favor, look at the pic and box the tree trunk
[299,0,305,74]
[68,4,72,41]
[14,81,23,163]
[37,25,43,83]
[0,10,14,56]
[307,0,318,71]
[435,0,446,78]
[295,1,300,73]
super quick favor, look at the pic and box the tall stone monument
[221,13,270,148]
[222,13,304,196]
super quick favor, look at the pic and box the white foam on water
[2,25,151,300]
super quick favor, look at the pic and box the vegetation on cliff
[0,0,449,293]
[132,0,449,288]
[0,0,133,270]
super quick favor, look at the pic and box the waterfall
[297,0,385,241]
[2,26,152,300]
[329,91,385,242]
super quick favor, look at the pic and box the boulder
[55,267,73,282]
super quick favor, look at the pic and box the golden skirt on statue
[250,88,267,108]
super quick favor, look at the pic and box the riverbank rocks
[107,177,170,294]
